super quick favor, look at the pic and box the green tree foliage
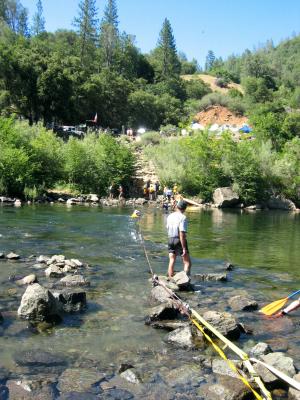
[73,0,98,65]
[184,78,211,100]
[99,0,119,68]
[31,0,45,36]
[205,50,216,71]
[150,18,180,80]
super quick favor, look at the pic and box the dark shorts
[168,237,188,256]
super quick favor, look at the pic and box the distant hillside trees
[31,0,45,36]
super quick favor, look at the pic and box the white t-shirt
[167,211,187,238]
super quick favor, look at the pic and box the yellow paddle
[259,289,300,316]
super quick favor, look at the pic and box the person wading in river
[166,200,191,279]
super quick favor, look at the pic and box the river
[0,204,299,398]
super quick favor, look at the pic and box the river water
[0,205,299,397]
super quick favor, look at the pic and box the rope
[133,214,272,400]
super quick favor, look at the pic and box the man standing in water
[167,200,191,279]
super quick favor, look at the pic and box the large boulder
[212,359,244,379]
[17,283,60,322]
[203,310,241,340]
[267,195,296,211]
[228,295,258,312]
[213,187,240,208]
[172,271,192,290]
[254,352,296,384]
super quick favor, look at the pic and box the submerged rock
[249,342,272,357]
[58,275,90,287]
[14,350,66,367]
[203,310,241,340]
[200,375,251,400]
[149,320,188,331]
[228,295,258,311]
[194,273,227,282]
[57,368,105,393]
[18,283,61,322]
[254,352,296,384]
[212,359,244,379]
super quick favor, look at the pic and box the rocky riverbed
[0,249,299,399]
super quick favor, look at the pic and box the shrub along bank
[0,118,135,198]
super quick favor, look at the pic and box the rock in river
[289,372,300,400]
[203,310,241,340]
[14,350,66,367]
[194,273,227,282]
[58,275,90,287]
[6,252,20,260]
[45,265,66,278]
[18,283,61,322]
[57,368,105,393]
[53,290,87,312]
[16,274,38,286]
[254,352,296,384]
[165,326,196,349]
[145,303,179,324]
[249,342,272,357]
[228,295,258,311]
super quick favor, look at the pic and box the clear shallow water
[0,205,300,386]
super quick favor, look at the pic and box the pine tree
[155,18,180,79]
[31,0,45,35]
[0,0,29,36]
[99,0,119,68]
[73,0,98,64]
[205,50,216,71]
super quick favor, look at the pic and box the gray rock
[58,393,98,400]
[0,196,14,203]
[57,368,105,393]
[64,260,77,269]
[213,187,240,208]
[5,380,33,399]
[165,326,196,349]
[200,375,251,400]
[149,320,188,331]
[86,194,99,203]
[228,295,258,311]
[18,283,60,322]
[212,359,244,379]
[70,259,84,268]
[16,274,38,286]
[120,369,141,384]
[149,285,174,304]
[145,303,179,324]
[62,265,74,273]
[58,275,90,287]
[48,255,65,264]
[32,263,45,270]
[194,273,228,282]
[289,373,300,400]
[36,255,50,264]
[45,265,65,278]
[254,352,296,384]
[203,310,241,340]
[135,198,147,205]
[249,342,272,357]
[6,252,20,260]
[172,271,192,290]
[267,195,296,211]
[0,253,4,259]
[53,290,87,312]
[99,388,134,400]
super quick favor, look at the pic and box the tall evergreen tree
[1,0,28,35]
[154,18,180,79]
[205,50,215,71]
[31,0,45,35]
[99,0,119,68]
[73,0,98,64]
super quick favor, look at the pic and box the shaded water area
[0,205,300,398]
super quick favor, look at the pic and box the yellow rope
[191,318,264,400]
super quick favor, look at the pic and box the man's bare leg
[168,253,176,278]
[182,253,191,276]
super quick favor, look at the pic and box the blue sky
[22,0,300,66]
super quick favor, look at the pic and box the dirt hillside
[181,74,243,94]
[195,105,248,126]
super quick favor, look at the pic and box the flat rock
[163,364,204,388]
[36,255,50,264]
[145,303,179,324]
[289,372,300,400]
[212,359,244,379]
[203,310,241,340]
[149,285,174,304]
[165,325,197,349]
[149,320,188,331]
[6,252,20,260]
[58,275,90,287]
[14,350,66,367]
[45,265,65,278]
[57,368,105,393]
[172,271,192,290]
[100,388,134,400]
[58,393,99,400]
[228,295,258,311]
[194,273,227,282]
[200,375,251,400]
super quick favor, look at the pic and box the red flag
[93,113,98,123]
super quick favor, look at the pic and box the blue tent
[239,125,252,133]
